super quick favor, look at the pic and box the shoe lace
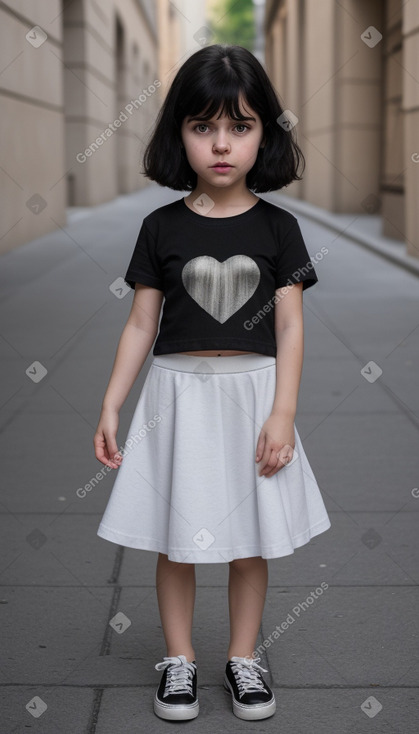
[229,655,269,698]
[155,655,196,697]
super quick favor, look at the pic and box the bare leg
[227,556,268,660]
[156,552,196,662]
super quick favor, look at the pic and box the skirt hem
[97,515,331,564]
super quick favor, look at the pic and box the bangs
[177,72,255,124]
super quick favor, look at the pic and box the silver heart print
[182,255,261,323]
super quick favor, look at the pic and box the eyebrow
[186,115,256,123]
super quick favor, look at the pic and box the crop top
[124,197,318,357]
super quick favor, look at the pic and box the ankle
[227,652,254,662]
[167,651,196,663]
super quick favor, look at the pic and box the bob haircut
[142,44,305,192]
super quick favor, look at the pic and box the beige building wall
[63,0,159,207]
[378,0,403,240]
[402,3,419,257]
[0,2,66,253]
[1,0,184,254]
[1,0,208,254]
[157,0,208,94]
[157,0,182,96]
[265,0,419,258]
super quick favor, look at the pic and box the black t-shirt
[124,197,318,357]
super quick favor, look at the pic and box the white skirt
[97,353,331,563]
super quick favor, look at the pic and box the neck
[191,179,258,211]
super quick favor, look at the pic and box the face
[180,96,265,190]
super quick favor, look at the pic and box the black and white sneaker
[154,654,199,720]
[224,655,276,720]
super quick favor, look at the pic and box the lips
[211,163,232,168]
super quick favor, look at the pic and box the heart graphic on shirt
[182,255,260,323]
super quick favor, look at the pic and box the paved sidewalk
[264,191,419,278]
[1,184,418,733]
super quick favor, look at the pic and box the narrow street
[1,183,418,733]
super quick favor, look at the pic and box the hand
[93,407,123,469]
[255,414,295,478]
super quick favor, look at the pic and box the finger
[103,433,119,458]
[264,447,294,477]
[255,432,266,462]
[95,449,118,468]
[104,441,123,468]
[264,461,283,477]
[258,448,278,476]
[280,443,294,459]
[277,445,294,467]
[94,434,121,468]
[93,436,109,465]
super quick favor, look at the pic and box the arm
[271,282,304,417]
[93,283,164,468]
[255,282,304,477]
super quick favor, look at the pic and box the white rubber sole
[153,694,199,721]
[223,675,276,720]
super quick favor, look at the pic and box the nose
[212,132,230,153]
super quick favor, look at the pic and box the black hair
[142,44,305,192]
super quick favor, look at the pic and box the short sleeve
[275,217,318,291]
[124,220,164,291]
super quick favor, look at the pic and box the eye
[234,124,250,133]
[193,123,210,133]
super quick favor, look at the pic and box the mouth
[211,162,233,169]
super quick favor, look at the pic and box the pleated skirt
[97,353,331,563]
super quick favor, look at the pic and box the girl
[94,44,331,722]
